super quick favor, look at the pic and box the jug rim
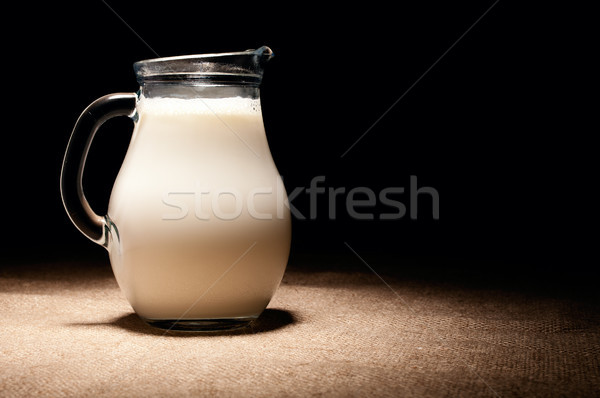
[133,46,273,86]
[134,46,273,65]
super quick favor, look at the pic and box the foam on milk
[107,95,291,321]
[136,95,262,115]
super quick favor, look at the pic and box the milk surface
[107,96,291,320]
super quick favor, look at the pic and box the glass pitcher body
[61,47,291,331]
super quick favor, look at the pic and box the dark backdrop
[1,2,593,277]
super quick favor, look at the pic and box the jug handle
[60,93,137,247]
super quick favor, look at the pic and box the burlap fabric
[1,256,598,397]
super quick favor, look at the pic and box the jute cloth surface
[1,257,598,397]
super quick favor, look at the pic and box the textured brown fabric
[0,258,599,397]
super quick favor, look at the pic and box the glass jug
[60,46,291,331]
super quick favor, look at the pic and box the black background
[1,2,594,278]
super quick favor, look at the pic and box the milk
[106,96,291,320]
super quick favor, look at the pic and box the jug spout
[247,45,274,67]
[134,46,274,87]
